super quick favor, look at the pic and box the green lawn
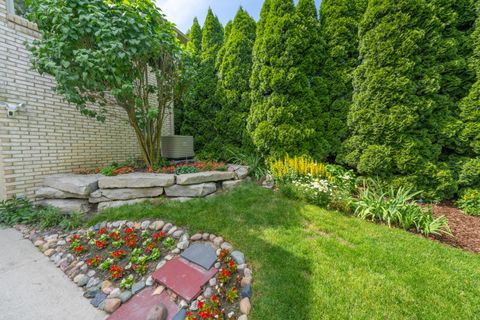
[90,184,480,320]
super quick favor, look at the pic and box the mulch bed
[432,204,480,253]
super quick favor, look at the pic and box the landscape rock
[36,199,91,213]
[141,220,151,229]
[241,285,252,299]
[240,298,251,315]
[44,248,55,257]
[221,242,233,252]
[104,298,122,313]
[43,174,101,196]
[84,285,101,298]
[132,281,145,294]
[98,173,175,189]
[164,183,216,197]
[190,233,202,241]
[119,290,132,303]
[238,315,248,320]
[90,188,164,202]
[241,276,252,287]
[86,277,100,289]
[90,292,107,308]
[213,237,224,247]
[77,275,90,287]
[176,171,235,185]
[231,251,245,265]
[97,198,161,211]
[36,187,87,200]
[34,239,45,247]
[150,221,165,230]
[108,288,121,299]
[145,304,168,320]
[222,180,244,191]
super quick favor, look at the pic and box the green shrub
[175,166,199,175]
[101,166,115,176]
[457,189,480,216]
[279,177,332,207]
[0,197,85,230]
[350,180,451,236]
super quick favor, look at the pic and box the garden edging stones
[35,165,250,213]
[15,220,254,320]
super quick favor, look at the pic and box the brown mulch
[432,204,480,253]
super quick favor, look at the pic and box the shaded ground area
[433,204,480,253]
[0,228,105,320]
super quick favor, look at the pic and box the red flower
[97,228,107,235]
[109,264,124,279]
[153,231,166,241]
[95,240,107,250]
[87,256,101,267]
[68,234,80,243]
[74,245,85,254]
[125,227,135,234]
[111,250,126,259]
[110,231,120,241]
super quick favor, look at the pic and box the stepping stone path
[16,220,254,320]
[180,243,217,270]
[152,257,218,302]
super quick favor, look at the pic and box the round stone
[240,298,251,315]
[202,233,210,240]
[146,304,168,320]
[203,287,213,298]
[221,242,233,251]
[213,237,224,247]
[87,270,96,277]
[231,251,245,265]
[238,315,248,320]
[132,281,146,294]
[104,298,122,313]
[167,226,178,235]
[108,288,121,299]
[141,220,151,229]
[77,275,90,287]
[101,280,113,291]
[146,276,154,286]
[209,278,217,286]
[244,268,252,277]
[190,234,202,241]
[119,291,132,303]
[44,249,55,257]
[34,240,45,247]
[162,223,173,232]
[241,276,252,287]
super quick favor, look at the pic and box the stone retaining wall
[35,165,249,213]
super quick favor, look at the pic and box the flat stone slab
[181,243,217,270]
[36,187,89,200]
[90,187,164,203]
[152,257,217,302]
[222,180,244,191]
[164,183,216,198]
[99,173,175,189]
[228,164,250,179]
[44,174,101,196]
[175,171,235,185]
[97,198,162,211]
[108,289,178,320]
[36,199,91,213]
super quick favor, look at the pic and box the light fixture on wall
[0,102,26,118]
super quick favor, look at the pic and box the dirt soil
[432,204,480,253]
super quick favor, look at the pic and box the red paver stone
[108,288,178,320]
[152,257,218,302]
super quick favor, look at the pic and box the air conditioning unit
[161,135,195,160]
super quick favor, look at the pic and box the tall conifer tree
[319,0,367,157]
[215,8,256,155]
[248,0,327,159]
[341,0,459,199]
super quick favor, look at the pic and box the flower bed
[17,220,253,319]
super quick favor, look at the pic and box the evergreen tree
[319,0,367,158]
[248,0,327,159]
[215,8,256,156]
[457,1,480,190]
[175,18,202,134]
[177,9,224,158]
[341,0,459,199]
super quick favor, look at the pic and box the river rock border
[34,165,250,213]
[15,220,253,319]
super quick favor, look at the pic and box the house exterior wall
[0,0,175,200]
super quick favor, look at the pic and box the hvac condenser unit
[161,135,195,160]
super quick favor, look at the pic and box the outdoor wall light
[1,102,26,118]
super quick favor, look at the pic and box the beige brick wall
[0,0,174,200]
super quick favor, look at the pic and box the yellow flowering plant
[269,155,332,181]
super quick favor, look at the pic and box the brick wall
[0,0,174,200]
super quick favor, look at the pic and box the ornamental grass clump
[351,180,451,237]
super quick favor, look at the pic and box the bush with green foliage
[228,148,267,180]
[0,198,84,231]
[26,0,180,168]
[339,0,476,200]
[248,0,328,160]
[457,189,480,216]
[350,180,451,236]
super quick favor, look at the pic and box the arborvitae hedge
[215,8,256,156]
[248,0,327,159]
[177,10,224,158]
[319,0,367,158]
[341,0,463,200]
[458,1,480,191]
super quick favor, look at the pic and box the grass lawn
[90,184,480,320]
